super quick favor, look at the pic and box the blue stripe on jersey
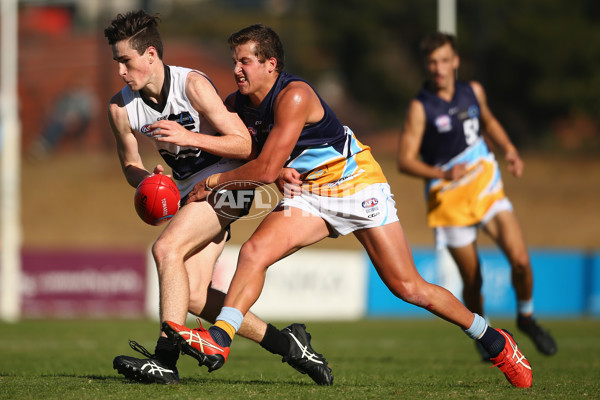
[286,145,344,174]
[381,186,390,225]
[425,138,498,195]
[452,139,502,193]
[446,137,488,167]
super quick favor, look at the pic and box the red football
[134,174,180,226]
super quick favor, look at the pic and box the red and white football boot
[162,320,229,372]
[490,329,533,388]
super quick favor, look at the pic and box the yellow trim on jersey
[301,145,387,197]
[427,158,505,227]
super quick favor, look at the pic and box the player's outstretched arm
[185,82,312,204]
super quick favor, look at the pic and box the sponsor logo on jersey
[468,105,479,118]
[435,114,452,133]
[306,169,324,180]
[325,169,365,188]
[248,126,257,137]
[170,111,194,125]
[458,105,479,121]
[362,197,378,208]
[140,124,155,135]
[155,111,195,130]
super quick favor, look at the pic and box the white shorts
[434,197,513,248]
[280,183,399,237]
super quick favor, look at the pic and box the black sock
[259,324,291,356]
[477,327,506,359]
[209,326,233,348]
[517,314,534,325]
[154,336,179,368]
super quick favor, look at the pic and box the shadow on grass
[39,374,123,382]
[38,373,326,387]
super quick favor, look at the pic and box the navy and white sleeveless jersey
[415,80,506,227]
[233,71,386,196]
[234,71,347,157]
[121,65,243,195]
[417,80,482,167]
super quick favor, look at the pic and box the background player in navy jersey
[397,32,557,360]
[163,24,533,389]
[104,10,332,385]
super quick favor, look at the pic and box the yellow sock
[214,320,236,340]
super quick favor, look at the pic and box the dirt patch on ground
[21,140,600,252]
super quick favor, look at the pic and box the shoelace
[193,317,207,332]
[129,339,154,358]
[490,333,530,371]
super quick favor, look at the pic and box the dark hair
[420,32,457,58]
[104,10,164,59]
[228,24,285,73]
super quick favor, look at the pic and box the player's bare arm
[150,72,252,160]
[225,92,260,160]
[108,93,160,188]
[185,83,315,204]
[397,99,466,181]
[470,81,524,177]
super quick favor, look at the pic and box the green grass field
[0,318,598,399]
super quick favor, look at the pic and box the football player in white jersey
[104,10,332,385]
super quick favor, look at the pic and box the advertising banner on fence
[21,250,146,318]
[213,246,367,320]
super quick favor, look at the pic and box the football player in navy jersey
[397,32,557,359]
[105,10,332,385]
[163,24,533,389]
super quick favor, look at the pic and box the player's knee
[389,278,421,304]
[239,239,261,265]
[151,236,181,266]
[398,279,443,310]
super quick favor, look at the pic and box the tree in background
[158,0,599,150]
